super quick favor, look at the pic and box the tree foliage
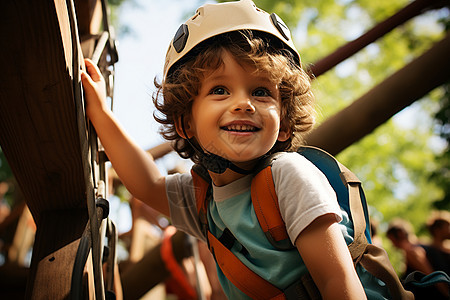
[430,18,450,211]
[432,81,450,211]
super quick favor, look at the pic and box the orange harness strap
[207,231,286,300]
[251,166,289,243]
[251,165,294,251]
[191,168,210,214]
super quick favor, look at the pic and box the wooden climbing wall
[0,0,101,298]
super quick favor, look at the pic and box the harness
[191,146,414,300]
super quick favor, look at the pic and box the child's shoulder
[271,151,315,169]
[270,151,329,183]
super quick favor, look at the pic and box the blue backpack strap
[297,146,371,261]
[338,162,369,262]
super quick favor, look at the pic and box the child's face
[185,51,290,164]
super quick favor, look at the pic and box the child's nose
[232,96,255,113]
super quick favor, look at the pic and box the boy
[82,0,387,298]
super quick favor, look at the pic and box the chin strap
[197,148,254,175]
[180,116,254,175]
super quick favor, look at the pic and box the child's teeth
[227,125,255,131]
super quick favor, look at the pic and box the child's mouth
[221,124,260,132]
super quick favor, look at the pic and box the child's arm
[295,214,367,300]
[81,59,169,216]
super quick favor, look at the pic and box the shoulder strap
[251,163,293,250]
[191,164,211,237]
[191,164,211,212]
[338,162,368,262]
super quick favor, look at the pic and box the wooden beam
[309,0,446,77]
[75,0,103,59]
[305,33,450,155]
[74,0,102,37]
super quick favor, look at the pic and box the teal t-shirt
[207,186,308,299]
[205,170,391,299]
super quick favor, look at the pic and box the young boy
[82,1,386,299]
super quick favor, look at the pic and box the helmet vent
[191,11,200,21]
[270,13,290,41]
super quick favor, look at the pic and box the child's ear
[277,127,290,142]
[277,120,291,142]
[175,115,194,139]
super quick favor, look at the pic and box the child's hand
[81,58,107,120]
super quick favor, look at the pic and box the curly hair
[153,31,315,163]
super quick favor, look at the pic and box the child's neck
[208,159,258,186]
[209,169,247,186]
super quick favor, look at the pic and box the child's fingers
[81,67,107,102]
[81,69,96,87]
[84,58,103,82]
[81,70,97,95]
[81,69,103,96]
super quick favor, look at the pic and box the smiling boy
[80,1,391,299]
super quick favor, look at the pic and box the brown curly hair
[153,31,315,163]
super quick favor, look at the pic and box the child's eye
[253,88,271,97]
[210,87,229,95]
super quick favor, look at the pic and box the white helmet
[163,0,300,80]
